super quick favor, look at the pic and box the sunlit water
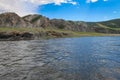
[0,37,120,80]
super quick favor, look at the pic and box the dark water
[0,37,120,80]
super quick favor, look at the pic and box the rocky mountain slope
[87,19,120,33]
[0,12,120,34]
[0,12,33,28]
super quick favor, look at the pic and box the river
[0,37,120,80]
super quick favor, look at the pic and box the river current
[0,37,120,80]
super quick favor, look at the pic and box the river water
[0,37,120,80]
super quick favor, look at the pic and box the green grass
[70,31,120,37]
[31,16,41,22]
[0,27,47,33]
[0,27,120,38]
[96,23,120,31]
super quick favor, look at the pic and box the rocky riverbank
[0,31,70,40]
[0,32,34,40]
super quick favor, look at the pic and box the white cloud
[0,0,77,16]
[86,0,98,3]
[24,0,77,5]
[86,0,108,3]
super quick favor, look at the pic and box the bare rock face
[0,12,120,34]
[0,12,89,32]
[0,12,33,27]
[23,14,89,31]
[23,14,51,28]
[50,19,88,32]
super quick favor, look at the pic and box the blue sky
[0,0,120,22]
[38,0,120,22]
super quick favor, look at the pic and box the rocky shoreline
[0,32,34,40]
[0,12,120,35]
[0,31,70,40]
[0,12,120,41]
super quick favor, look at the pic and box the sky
[0,0,120,22]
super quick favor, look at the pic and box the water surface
[0,37,120,80]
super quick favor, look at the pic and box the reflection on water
[0,37,120,80]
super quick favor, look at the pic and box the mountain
[87,19,120,33]
[99,19,120,28]
[23,14,89,32]
[0,12,33,28]
[0,12,120,34]
[23,14,50,28]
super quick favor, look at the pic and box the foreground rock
[0,32,34,40]
[0,31,69,40]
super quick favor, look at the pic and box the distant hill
[0,12,120,34]
[0,12,33,28]
[100,19,120,28]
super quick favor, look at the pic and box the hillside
[0,12,33,28]
[0,12,120,33]
[0,12,120,40]
[87,20,120,34]
[99,19,120,28]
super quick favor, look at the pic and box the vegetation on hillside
[0,27,119,39]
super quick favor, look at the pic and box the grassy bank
[0,27,120,39]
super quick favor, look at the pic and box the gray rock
[0,12,33,28]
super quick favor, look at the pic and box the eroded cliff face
[23,14,51,28]
[23,14,90,32]
[0,12,120,34]
[0,12,33,28]
[50,19,89,32]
